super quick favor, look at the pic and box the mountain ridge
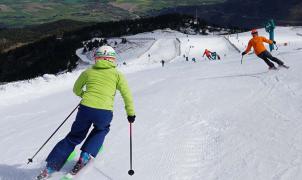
[156,0,302,28]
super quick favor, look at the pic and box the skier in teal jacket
[37,45,136,179]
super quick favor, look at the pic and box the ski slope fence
[168,38,181,62]
[126,37,156,41]
[137,39,157,59]
[297,33,302,37]
[223,36,241,53]
[176,38,181,56]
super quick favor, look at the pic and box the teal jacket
[73,60,135,116]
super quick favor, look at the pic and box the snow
[1,27,302,180]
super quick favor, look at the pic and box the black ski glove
[273,40,276,44]
[128,115,136,123]
[241,52,246,56]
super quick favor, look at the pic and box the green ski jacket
[73,60,135,116]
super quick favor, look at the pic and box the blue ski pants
[46,105,113,170]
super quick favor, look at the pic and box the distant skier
[211,52,221,60]
[192,57,196,63]
[203,49,213,60]
[37,45,136,179]
[217,54,221,60]
[241,29,289,70]
[161,60,165,67]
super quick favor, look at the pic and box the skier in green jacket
[37,45,136,179]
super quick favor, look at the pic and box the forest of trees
[0,13,221,82]
[157,0,302,28]
[0,20,92,53]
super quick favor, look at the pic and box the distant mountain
[156,0,302,28]
[1,0,301,28]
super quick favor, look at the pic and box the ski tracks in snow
[221,67,302,179]
[2,28,302,180]
[133,68,232,180]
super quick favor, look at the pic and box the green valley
[0,0,223,27]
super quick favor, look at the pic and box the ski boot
[36,167,55,180]
[70,152,91,175]
[269,66,278,70]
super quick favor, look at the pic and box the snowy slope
[1,27,302,180]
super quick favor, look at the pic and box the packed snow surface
[1,27,302,180]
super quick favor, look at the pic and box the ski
[36,170,60,180]
[268,67,278,71]
[36,172,50,180]
[268,64,290,71]
[279,64,290,69]
[35,150,77,180]
[60,146,103,180]
[60,158,94,180]
[60,172,74,180]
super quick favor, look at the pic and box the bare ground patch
[0,4,14,12]
[109,2,138,12]
[1,42,28,53]
[24,3,53,12]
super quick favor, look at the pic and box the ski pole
[27,103,80,164]
[128,123,135,176]
[241,55,244,64]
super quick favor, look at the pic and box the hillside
[0,14,214,83]
[1,0,301,29]
[0,27,302,180]
[157,0,302,28]
[0,0,223,28]
[0,19,93,53]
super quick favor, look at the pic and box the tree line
[0,13,223,82]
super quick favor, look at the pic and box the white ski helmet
[94,45,116,62]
